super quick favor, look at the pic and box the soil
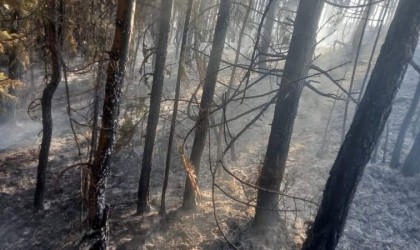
[1,31,420,250]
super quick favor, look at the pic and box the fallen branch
[57,162,90,180]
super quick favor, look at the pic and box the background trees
[303,0,420,248]
[1,0,420,249]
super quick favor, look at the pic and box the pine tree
[303,0,420,248]
[87,0,135,248]
[137,0,173,214]
[253,0,325,229]
[182,0,232,210]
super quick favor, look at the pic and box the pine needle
[179,145,200,201]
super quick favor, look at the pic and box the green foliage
[1,0,38,15]
[0,71,23,117]
[0,72,22,101]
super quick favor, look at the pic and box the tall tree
[253,0,325,229]
[391,77,420,168]
[160,0,194,215]
[302,1,420,249]
[227,0,253,98]
[34,0,62,210]
[87,0,135,248]
[256,0,279,71]
[182,0,232,210]
[137,0,173,214]
[401,130,420,176]
[351,0,373,54]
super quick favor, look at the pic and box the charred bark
[160,0,193,215]
[87,0,135,248]
[34,0,62,210]
[182,0,232,210]
[253,0,324,229]
[302,1,420,249]
[137,0,173,214]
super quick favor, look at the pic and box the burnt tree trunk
[182,0,232,210]
[253,0,324,229]
[34,0,62,210]
[302,1,420,249]
[87,0,135,248]
[257,0,279,71]
[137,0,173,214]
[401,130,420,176]
[391,78,420,168]
[160,0,193,215]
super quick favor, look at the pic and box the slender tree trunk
[371,135,380,162]
[174,10,183,59]
[34,0,62,210]
[6,52,23,122]
[257,0,279,71]
[227,0,253,98]
[391,78,420,168]
[342,0,371,143]
[253,0,325,229]
[130,32,141,78]
[87,0,135,248]
[182,0,232,210]
[356,0,389,105]
[137,0,173,214]
[401,130,420,176]
[302,1,420,248]
[85,61,105,212]
[382,122,390,163]
[351,0,371,54]
[160,0,193,215]
[6,10,23,122]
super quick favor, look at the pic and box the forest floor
[1,38,420,250]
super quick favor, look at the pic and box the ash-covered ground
[1,35,420,249]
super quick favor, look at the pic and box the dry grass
[180,146,200,201]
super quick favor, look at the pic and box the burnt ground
[1,43,420,249]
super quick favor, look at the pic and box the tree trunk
[401,130,420,176]
[382,122,390,163]
[7,12,22,116]
[137,0,173,214]
[160,0,193,215]
[253,0,325,229]
[34,0,62,210]
[5,10,23,122]
[257,0,279,71]
[391,78,420,168]
[182,0,232,210]
[227,0,253,98]
[342,0,372,143]
[87,0,135,248]
[351,0,372,54]
[302,1,420,249]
